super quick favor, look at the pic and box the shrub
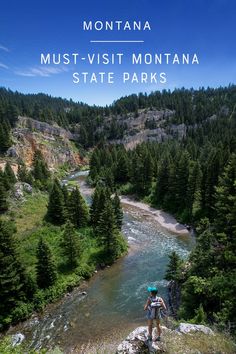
[10,302,34,324]
[76,264,95,279]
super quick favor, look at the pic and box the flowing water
[7,171,195,352]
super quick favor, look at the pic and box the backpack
[150,296,162,308]
[149,296,162,319]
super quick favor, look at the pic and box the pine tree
[96,199,120,261]
[142,150,153,194]
[112,192,123,230]
[89,150,100,182]
[175,151,190,213]
[0,181,8,213]
[115,151,129,183]
[165,251,183,282]
[36,237,57,289]
[62,184,69,208]
[46,179,65,225]
[0,121,11,153]
[32,150,50,188]
[163,162,178,212]
[60,221,82,269]
[17,162,32,184]
[214,154,236,238]
[131,154,145,194]
[203,149,222,219]
[4,162,17,188]
[192,304,207,324]
[90,186,110,230]
[187,161,202,220]
[100,167,114,191]
[5,103,19,126]
[154,157,170,206]
[68,187,89,228]
[79,124,89,147]
[0,220,29,316]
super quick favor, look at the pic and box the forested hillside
[0,85,236,334]
[1,85,236,151]
[88,87,236,331]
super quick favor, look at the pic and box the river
[7,171,195,353]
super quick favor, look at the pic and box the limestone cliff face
[108,109,186,149]
[6,116,85,169]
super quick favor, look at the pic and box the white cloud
[15,66,68,77]
[0,62,9,69]
[0,44,9,52]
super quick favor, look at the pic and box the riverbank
[2,171,193,352]
[76,175,190,236]
[121,196,189,236]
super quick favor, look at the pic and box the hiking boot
[147,335,152,341]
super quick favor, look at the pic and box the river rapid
[7,171,195,352]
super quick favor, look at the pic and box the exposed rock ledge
[116,324,214,353]
[6,116,84,169]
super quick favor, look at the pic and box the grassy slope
[1,190,103,326]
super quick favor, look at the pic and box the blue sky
[0,0,235,106]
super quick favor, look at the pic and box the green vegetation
[165,251,183,282]
[67,186,89,227]
[1,85,236,341]
[88,87,236,332]
[90,185,127,263]
[1,85,236,149]
[32,150,51,190]
[164,329,236,354]
[0,120,12,153]
[0,336,63,354]
[60,221,83,269]
[36,237,58,289]
[0,149,127,329]
[46,178,66,224]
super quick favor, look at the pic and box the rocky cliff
[108,109,186,149]
[6,116,85,169]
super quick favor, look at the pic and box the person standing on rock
[144,286,167,342]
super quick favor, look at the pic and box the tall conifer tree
[36,237,57,289]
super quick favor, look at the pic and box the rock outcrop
[11,333,25,347]
[18,116,78,141]
[117,324,215,354]
[11,182,33,200]
[116,326,167,353]
[6,116,85,169]
[176,323,214,336]
[107,109,187,149]
[167,280,181,318]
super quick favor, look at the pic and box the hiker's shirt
[146,296,163,320]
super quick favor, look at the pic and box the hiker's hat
[147,286,158,292]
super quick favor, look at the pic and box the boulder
[12,182,24,200]
[11,333,25,346]
[12,182,32,200]
[176,323,214,336]
[6,146,18,158]
[23,183,33,193]
[116,326,166,354]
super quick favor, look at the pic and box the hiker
[144,286,167,342]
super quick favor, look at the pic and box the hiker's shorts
[146,308,162,320]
